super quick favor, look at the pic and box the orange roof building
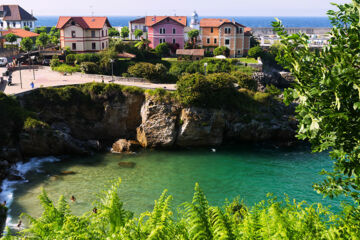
[2,28,39,38]
[200,18,251,57]
[56,16,112,53]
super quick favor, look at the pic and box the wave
[0,156,60,229]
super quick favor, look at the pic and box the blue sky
[4,0,350,16]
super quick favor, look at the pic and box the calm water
[3,145,343,226]
[36,16,331,28]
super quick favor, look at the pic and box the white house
[0,5,37,31]
[56,16,111,53]
[129,17,148,40]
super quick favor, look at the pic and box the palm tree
[135,37,151,51]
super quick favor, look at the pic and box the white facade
[60,22,109,52]
[0,19,35,31]
[129,18,147,40]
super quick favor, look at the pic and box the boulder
[112,139,141,153]
[137,98,180,148]
[176,108,226,147]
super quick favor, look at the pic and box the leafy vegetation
[3,179,360,239]
[128,62,168,82]
[273,0,360,203]
[155,43,170,57]
[108,27,120,37]
[80,62,100,74]
[51,64,80,73]
[214,46,230,57]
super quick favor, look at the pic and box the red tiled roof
[0,5,37,21]
[2,29,39,38]
[130,17,145,24]
[200,18,230,27]
[56,16,111,29]
[145,16,187,27]
[176,49,204,56]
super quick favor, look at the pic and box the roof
[145,16,187,27]
[200,18,247,28]
[245,27,252,36]
[0,5,37,21]
[2,29,39,38]
[130,17,145,24]
[176,49,205,56]
[200,18,230,27]
[56,16,111,29]
[117,52,136,58]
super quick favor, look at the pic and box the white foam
[0,156,60,228]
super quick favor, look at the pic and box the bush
[231,71,258,91]
[80,62,100,74]
[75,53,100,64]
[155,43,170,57]
[214,46,230,57]
[52,64,81,73]
[66,54,76,65]
[50,56,61,69]
[128,62,167,82]
[248,46,264,59]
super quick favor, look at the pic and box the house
[129,17,147,40]
[56,16,111,53]
[200,18,251,57]
[176,49,204,61]
[1,28,39,47]
[145,16,187,49]
[0,5,37,31]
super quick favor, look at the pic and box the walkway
[2,66,176,95]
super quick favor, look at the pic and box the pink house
[145,16,187,49]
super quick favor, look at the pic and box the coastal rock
[136,98,180,148]
[112,139,141,153]
[253,72,293,92]
[176,108,225,147]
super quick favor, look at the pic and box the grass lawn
[162,58,178,62]
[235,58,258,64]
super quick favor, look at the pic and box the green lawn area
[235,58,258,64]
[162,58,178,62]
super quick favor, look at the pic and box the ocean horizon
[35,16,332,28]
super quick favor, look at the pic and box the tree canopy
[5,33,17,44]
[20,37,34,52]
[213,46,230,57]
[36,32,50,49]
[109,27,120,37]
[120,27,129,39]
[134,29,143,39]
[273,0,360,203]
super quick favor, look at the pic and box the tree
[36,32,50,50]
[5,33,17,48]
[155,43,170,57]
[109,27,120,37]
[248,46,264,59]
[120,27,129,39]
[20,37,33,52]
[23,26,30,31]
[213,46,230,57]
[51,36,59,46]
[273,0,360,203]
[34,26,47,34]
[187,29,200,48]
[134,37,151,51]
[134,29,143,39]
[128,62,167,82]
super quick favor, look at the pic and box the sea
[36,16,332,28]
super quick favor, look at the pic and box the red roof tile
[145,16,187,27]
[200,18,230,27]
[2,29,39,38]
[56,17,111,29]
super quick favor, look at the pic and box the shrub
[128,62,167,82]
[213,46,230,57]
[52,64,81,73]
[80,62,100,74]
[50,56,61,69]
[155,43,170,57]
[248,46,264,59]
[231,71,258,91]
[23,117,49,130]
[75,53,100,64]
[66,54,76,65]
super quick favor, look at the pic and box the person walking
[30,81,34,89]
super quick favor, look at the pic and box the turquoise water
[6,145,341,224]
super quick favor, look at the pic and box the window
[206,38,210,44]
[159,38,166,44]
[237,50,241,55]
[0,22,3,27]
[71,21,75,26]
[30,22,32,28]
[172,28,176,34]
[91,31,96,37]
[225,39,230,45]
[106,30,107,36]
[172,39,176,44]
[214,38,217,44]
[102,30,104,37]
[160,28,166,34]
[13,22,16,27]
[71,31,76,38]
[92,42,96,50]
[102,42,105,49]
[237,27,243,34]
[72,43,76,50]
[225,27,231,34]
[211,27,213,33]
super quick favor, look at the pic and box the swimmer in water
[71,195,76,202]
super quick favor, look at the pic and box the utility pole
[19,61,22,89]
[110,59,114,82]
[31,56,35,81]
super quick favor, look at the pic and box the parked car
[0,57,8,67]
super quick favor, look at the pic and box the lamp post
[31,55,35,81]
[110,59,114,82]
[18,61,22,89]
[204,62,208,76]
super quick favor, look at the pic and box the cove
[4,145,340,226]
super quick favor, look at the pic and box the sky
[3,0,350,16]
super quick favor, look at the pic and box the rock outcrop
[112,139,141,153]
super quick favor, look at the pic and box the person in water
[71,195,76,202]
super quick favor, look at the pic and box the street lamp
[204,62,208,76]
[110,59,114,82]
[31,55,36,81]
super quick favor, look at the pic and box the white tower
[190,10,200,30]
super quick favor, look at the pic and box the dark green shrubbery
[248,46,264,59]
[213,46,230,57]
[80,62,100,74]
[128,62,168,82]
[65,54,76,65]
[75,53,100,64]
[231,71,258,91]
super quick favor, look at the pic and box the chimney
[232,18,235,24]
